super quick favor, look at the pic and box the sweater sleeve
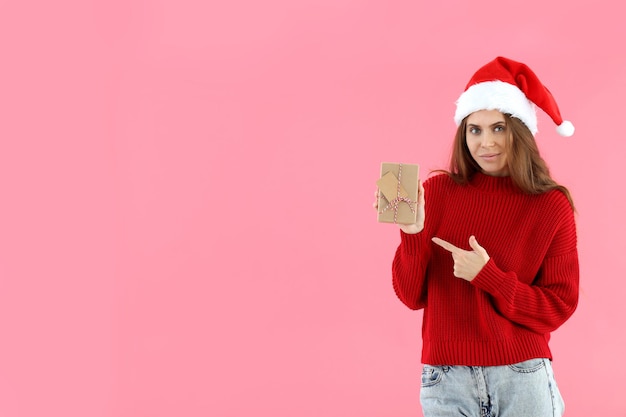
[391,230,433,310]
[390,175,443,310]
[470,205,579,334]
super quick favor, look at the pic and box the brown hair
[438,113,575,210]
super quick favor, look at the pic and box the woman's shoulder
[423,172,456,189]
[537,187,574,212]
[530,188,576,232]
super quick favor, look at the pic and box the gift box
[376,162,420,224]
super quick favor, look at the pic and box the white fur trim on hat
[454,80,538,135]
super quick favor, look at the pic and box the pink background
[0,0,624,416]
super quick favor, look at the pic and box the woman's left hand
[431,235,490,282]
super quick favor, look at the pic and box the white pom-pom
[556,120,575,137]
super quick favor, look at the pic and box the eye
[468,126,481,135]
[494,124,506,132]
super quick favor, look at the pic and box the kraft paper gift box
[376,162,420,224]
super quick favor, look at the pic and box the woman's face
[465,110,510,177]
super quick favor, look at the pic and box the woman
[375,57,579,416]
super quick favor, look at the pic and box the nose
[480,131,496,147]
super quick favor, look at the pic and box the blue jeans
[420,358,564,417]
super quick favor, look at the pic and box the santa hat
[454,56,574,137]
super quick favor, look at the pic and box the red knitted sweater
[392,172,579,366]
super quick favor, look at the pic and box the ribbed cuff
[471,259,516,304]
[400,229,423,256]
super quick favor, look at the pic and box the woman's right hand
[373,179,425,234]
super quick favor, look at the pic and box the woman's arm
[470,207,579,333]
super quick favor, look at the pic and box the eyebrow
[467,121,506,128]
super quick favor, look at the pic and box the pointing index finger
[432,237,460,253]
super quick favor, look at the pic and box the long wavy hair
[439,113,575,210]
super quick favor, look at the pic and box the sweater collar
[469,172,521,194]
